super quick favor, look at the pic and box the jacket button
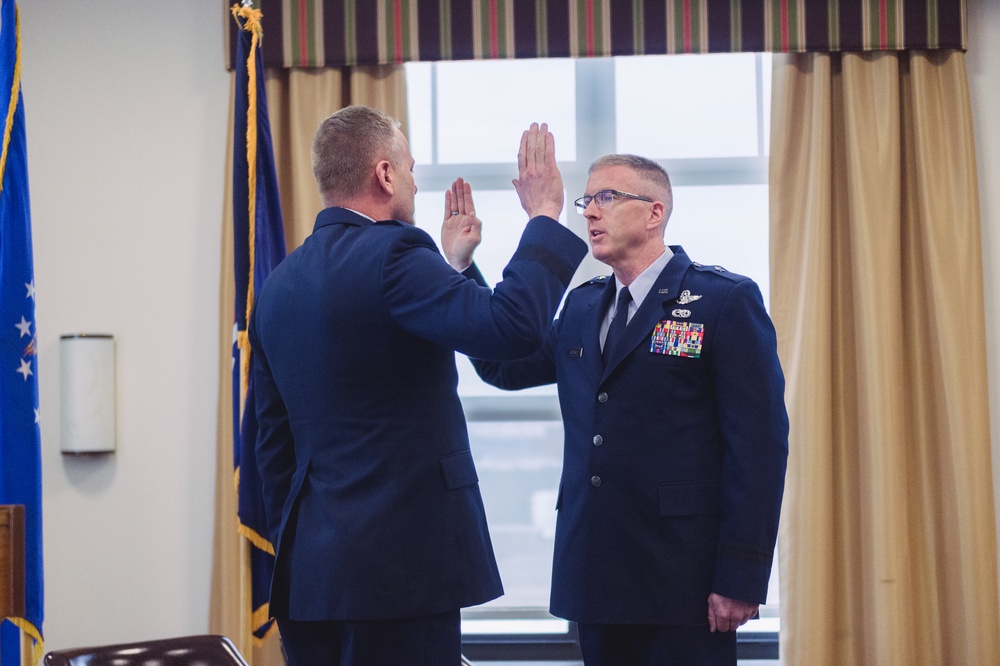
[591,475,602,487]
[597,392,608,403]
[592,435,603,446]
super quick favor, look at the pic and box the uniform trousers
[577,621,737,666]
[276,609,461,666]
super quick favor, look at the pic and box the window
[405,54,777,658]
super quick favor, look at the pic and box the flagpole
[229,0,285,653]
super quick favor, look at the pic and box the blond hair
[312,105,402,203]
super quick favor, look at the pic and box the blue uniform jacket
[249,207,587,621]
[473,246,788,625]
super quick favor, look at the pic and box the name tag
[567,347,584,358]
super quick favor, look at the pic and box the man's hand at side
[707,593,759,633]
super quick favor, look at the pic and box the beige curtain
[770,50,1000,664]
[210,65,406,664]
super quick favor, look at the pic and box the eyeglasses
[573,189,653,212]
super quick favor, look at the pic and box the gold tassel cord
[0,4,24,191]
[229,8,278,636]
[231,3,263,408]
[231,1,275,546]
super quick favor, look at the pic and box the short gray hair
[312,105,402,202]
[590,154,673,223]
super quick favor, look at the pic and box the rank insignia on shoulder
[582,275,610,287]
[650,319,704,358]
[676,289,702,305]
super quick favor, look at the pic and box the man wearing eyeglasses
[473,154,788,665]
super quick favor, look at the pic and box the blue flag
[231,3,286,643]
[0,1,43,663]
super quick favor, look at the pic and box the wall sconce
[60,334,116,455]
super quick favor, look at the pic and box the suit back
[249,208,586,621]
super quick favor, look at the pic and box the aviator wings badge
[676,289,702,305]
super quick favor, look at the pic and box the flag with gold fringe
[231,1,286,644]
[0,1,43,664]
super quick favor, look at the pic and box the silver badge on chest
[676,289,702,305]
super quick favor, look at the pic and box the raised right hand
[512,122,563,220]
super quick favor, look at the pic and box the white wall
[12,0,1000,655]
[968,0,1000,604]
[18,0,229,651]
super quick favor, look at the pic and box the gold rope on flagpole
[231,2,263,417]
[0,3,24,192]
[229,6,279,648]
[231,0,274,560]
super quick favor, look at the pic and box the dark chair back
[44,634,249,666]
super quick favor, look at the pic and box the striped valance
[225,0,967,69]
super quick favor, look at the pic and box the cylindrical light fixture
[60,334,116,455]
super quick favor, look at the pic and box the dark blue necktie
[603,286,631,360]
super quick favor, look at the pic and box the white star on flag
[15,315,31,337]
[17,357,32,380]
[25,280,35,299]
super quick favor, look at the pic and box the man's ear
[647,201,666,230]
[375,159,394,196]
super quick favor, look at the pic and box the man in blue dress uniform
[249,105,586,665]
[474,154,789,665]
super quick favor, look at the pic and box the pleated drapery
[769,49,999,664]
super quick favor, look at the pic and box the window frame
[407,54,779,662]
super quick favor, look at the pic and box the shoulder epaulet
[575,275,611,289]
[690,261,747,283]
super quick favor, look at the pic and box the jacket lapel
[584,278,616,378]
[600,247,692,379]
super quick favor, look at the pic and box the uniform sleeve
[380,216,586,361]
[470,282,565,390]
[709,278,789,603]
